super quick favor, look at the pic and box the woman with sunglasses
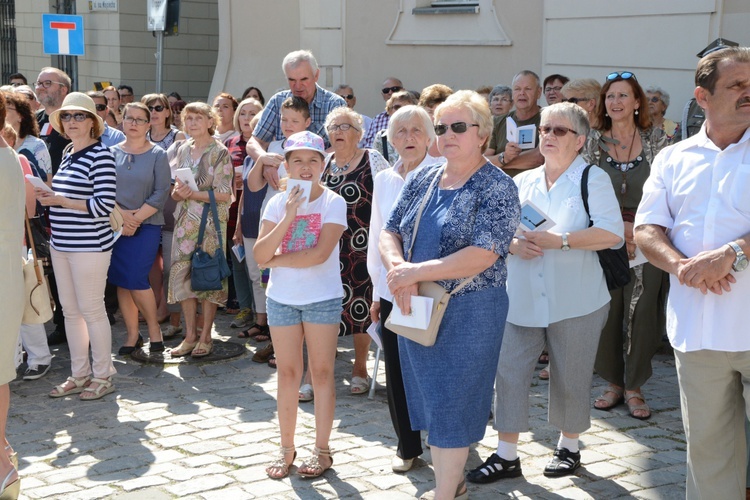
[141,93,185,150]
[320,106,389,395]
[381,91,520,499]
[469,103,623,485]
[35,93,118,400]
[583,71,668,420]
[644,86,680,144]
[109,102,171,356]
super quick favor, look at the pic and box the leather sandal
[191,341,213,358]
[298,447,333,478]
[252,342,274,363]
[420,479,468,499]
[0,468,20,500]
[266,445,296,479]
[79,377,115,401]
[49,376,91,398]
[624,391,651,420]
[594,385,624,411]
[169,340,198,357]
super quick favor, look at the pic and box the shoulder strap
[381,135,389,163]
[196,200,211,250]
[207,190,224,252]
[404,168,442,261]
[581,164,594,228]
[24,208,43,286]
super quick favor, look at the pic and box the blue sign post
[42,14,85,56]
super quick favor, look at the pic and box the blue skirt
[108,224,161,290]
[398,285,508,448]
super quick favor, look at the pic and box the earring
[605,113,609,117]
[90,128,95,138]
[634,109,639,115]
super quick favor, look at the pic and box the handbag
[27,215,52,275]
[109,203,124,232]
[23,211,53,324]
[384,169,477,346]
[581,165,631,290]
[191,190,232,291]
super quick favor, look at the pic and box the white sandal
[79,378,115,401]
[299,384,314,402]
[49,376,90,398]
[350,376,370,395]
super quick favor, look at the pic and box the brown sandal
[594,385,624,410]
[266,446,296,479]
[298,447,333,478]
[624,391,651,420]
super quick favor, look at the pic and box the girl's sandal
[49,376,91,398]
[298,447,333,478]
[266,446,296,479]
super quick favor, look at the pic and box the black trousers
[381,299,423,460]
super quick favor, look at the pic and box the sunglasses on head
[434,122,480,136]
[539,125,578,137]
[382,86,402,95]
[148,105,165,112]
[95,104,107,112]
[60,112,89,122]
[606,71,636,82]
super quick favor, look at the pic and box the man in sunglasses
[487,70,544,176]
[335,83,372,148]
[86,91,125,147]
[635,45,750,499]
[361,76,403,149]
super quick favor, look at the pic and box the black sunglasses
[564,97,589,104]
[381,86,402,95]
[434,122,480,136]
[606,71,636,82]
[148,105,165,112]
[649,96,662,103]
[60,112,90,122]
[95,104,107,112]
[340,94,354,100]
[539,125,578,137]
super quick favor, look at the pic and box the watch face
[735,256,749,272]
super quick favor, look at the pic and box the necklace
[606,128,638,195]
[441,160,483,190]
[330,151,358,175]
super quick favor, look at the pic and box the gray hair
[644,85,670,109]
[39,67,71,91]
[540,102,590,144]
[512,70,541,88]
[387,105,436,147]
[489,85,512,101]
[282,50,319,74]
[324,106,365,141]
[335,83,353,92]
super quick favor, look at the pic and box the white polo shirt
[634,125,750,353]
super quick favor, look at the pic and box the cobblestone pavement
[8,313,686,499]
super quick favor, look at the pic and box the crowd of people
[1,39,749,499]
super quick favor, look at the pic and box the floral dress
[168,138,233,305]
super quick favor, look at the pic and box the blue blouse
[385,162,520,295]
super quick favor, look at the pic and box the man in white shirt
[634,46,750,499]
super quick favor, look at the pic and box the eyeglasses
[606,71,637,82]
[564,97,590,104]
[649,96,662,103]
[60,112,90,122]
[123,116,149,126]
[148,105,165,112]
[339,94,354,100]
[326,123,359,133]
[381,86,402,95]
[539,125,578,137]
[95,104,107,112]
[34,80,65,89]
[544,86,563,93]
[434,122,480,136]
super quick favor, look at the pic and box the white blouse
[506,155,624,327]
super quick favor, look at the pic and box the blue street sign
[42,14,85,56]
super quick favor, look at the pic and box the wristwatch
[561,233,571,252]
[498,152,506,166]
[728,241,748,272]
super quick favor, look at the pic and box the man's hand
[503,142,522,164]
[258,153,284,190]
[677,245,736,295]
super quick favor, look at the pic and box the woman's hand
[35,188,65,207]
[121,209,141,235]
[234,172,243,191]
[172,179,192,201]
[370,301,381,323]
[510,236,544,260]
[624,221,636,260]
[282,185,305,221]
[522,231,563,251]
[393,283,419,316]
[386,261,421,293]
[233,222,243,245]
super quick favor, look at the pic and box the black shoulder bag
[191,190,232,291]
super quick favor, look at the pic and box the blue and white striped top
[50,141,117,252]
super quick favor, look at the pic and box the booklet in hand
[506,116,537,150]
[518,200,556,233]
[174,168,199,191]
[286,178,312,210]
[388,295,434,330]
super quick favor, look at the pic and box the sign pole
[155,30,163,93]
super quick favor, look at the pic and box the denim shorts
[266,297,343,327]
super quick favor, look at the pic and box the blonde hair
[233,98,264,132]
[434,90,493,148]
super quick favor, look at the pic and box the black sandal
[239,323,270,341]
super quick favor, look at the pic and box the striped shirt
[50,141,117,252]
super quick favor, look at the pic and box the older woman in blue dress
[468,103,624,484]
[380,90,520,499]
[368,105,438,473]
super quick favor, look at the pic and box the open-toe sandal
[191,341,214,358]
[350,376,370,395]
[298,447,333,478]
[419,479,468,500]
[625,391,651,420]
[239,323,270,341]
[266,446,296,480]
[0,468,20,500]
[79,377,115,401]
[49,376,91,398]
[169,340,198,357]
[298,384,314,402]
[594,385,624,411]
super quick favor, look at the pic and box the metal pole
[155,30,163,93]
